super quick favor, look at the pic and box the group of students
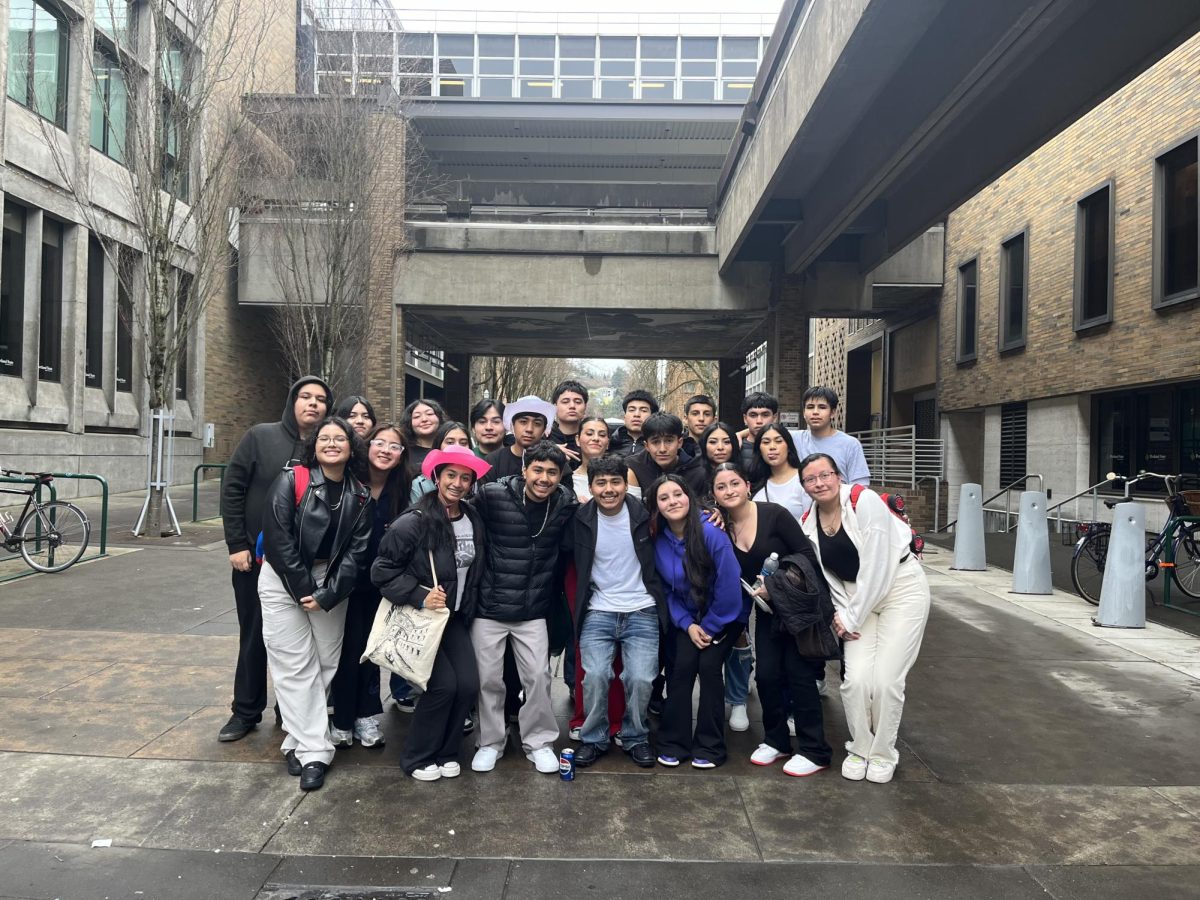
[218,376,930,792]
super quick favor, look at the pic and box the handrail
[0,471,108,583]
[849,424,944,490]
[937,473,1044,533]
[192,463,228,522]
[1047,475,1116,534]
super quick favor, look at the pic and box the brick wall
[810,317,849,429]
[876,480,948,534]
[938,32,1200,413]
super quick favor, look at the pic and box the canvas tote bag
[362,550,449,691]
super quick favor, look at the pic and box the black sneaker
[626,743,655,768]
[300,761,329,791]
[284,750,301,776]
[392,696,416,714]
[574,743,607,768]
[218,715,255,742]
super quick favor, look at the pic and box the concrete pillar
[1011,491,1052,594]
[1096,502,1147,628]
[717,357,746,425]
[442,352,471,424]
[765,309,808,421]
[952,483,986,570]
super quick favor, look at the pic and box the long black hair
[413,459,479,553]
[752,422,801,484]
[708,460,751,505]
[334,395,377,428]
[300,416,368,483]
[432,420,471,449]
[698,421,737,476]
[365,422,412,520]
[399,398,446,447]
[647,473,715,616]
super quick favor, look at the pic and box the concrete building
[810,31,1200,531]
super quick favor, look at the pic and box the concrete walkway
[1,534,1199,898]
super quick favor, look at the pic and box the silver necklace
[522,492,551,539]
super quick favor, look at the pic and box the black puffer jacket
[261,466,373,610]
[371,506,486,619]
[766,551,839,658]
[474,475,577,621]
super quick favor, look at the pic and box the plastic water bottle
[754,552,780,592]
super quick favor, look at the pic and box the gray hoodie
[220,375,334,554]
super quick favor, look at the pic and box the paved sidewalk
[1,540,1199,898]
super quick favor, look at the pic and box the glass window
[560,60,593,77]
[641,37,677,59]
[519,35,554,58]
[39,219,64,382]
[358,31,392,54]
[95,0,132,44]
[437,33,474,56]
[87,236,105,389]
[722,81,753,102]
[722,37,759,60]
[682,61,716,77]
[600,60,634,77]
[478,34,514,57]
[1095,382,1200,485]
[399,75,431,96]
[91,48,128,163]
[1,203,27,378]
[438,77,470,97]
[641,61,675,77]
[7,0,69,128]
[176,272,191,400]
[600,36,636,58]
[721,60,758,77]
[115,249,133,392]
[440,57,473,75]
[398,56,433,74]
[479,77,512,98]
[520,79,554,98]
[321,30,354,53]
[957,259,977,362]
[640,81,675,101]
[559,36,595,58]
[519,59,554,77]
[999,232,1027,350]
[162,96,188,200]
[600,79,634,100]
[1158,138,1198,302]
[479,58,513,75]
[681,80,715,101]
[397,33,434,55]
[358,54,392,75]
[560,79,594,100]
[682,37,718,59]
[1075,185,1112,329]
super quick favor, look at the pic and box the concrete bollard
[952,483,986,570]
[1012,491,1052,594]
[1095,502,1146,629]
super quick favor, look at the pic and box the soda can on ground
[559,748,575,781]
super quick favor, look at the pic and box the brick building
[811,32,1200,529]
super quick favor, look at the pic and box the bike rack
[191,463,227,522]
[0,471,108,583]
[1161,514,1200,616]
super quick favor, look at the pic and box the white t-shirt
[790,429,871,486]
[451,514,475,610]
[589,505,654,614]
[573,471,592,502]
[753,472,809,520]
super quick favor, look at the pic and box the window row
[0,200,190,399]
[956,135,1200,362]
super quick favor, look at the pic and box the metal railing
[192,463,228,522]
[849,425,944,490]
[1046,475,1116,537]
[0,471,109,584]
[938,473,1044,533]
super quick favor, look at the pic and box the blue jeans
[724,627,753,705]
[579,608,660,749]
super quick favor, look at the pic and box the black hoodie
[221,375,334,555]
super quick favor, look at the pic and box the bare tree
[35,0,271,535]
[614,358,719,416]
[470,356,573,405]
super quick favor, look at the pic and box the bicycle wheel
[18,501,90,573]
[1172,526,1200,599]
[1070,530,1108,606]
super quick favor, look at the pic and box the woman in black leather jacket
[373,446,489,782]
[259,416,373,792]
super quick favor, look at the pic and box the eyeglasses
[370,439,404,452]
[801,471,838,487]
[316,434,349,445]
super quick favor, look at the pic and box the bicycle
[0,469,91,574]
[1070,471,1200,605]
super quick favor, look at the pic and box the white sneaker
[471,747,501,772]
[411,764,441,782]
[783,754,827,777]
[527,747,559,774]
[329,725,353,747]
[750,743,788,766]
[866,758,895,784]
[728,704,750,732]
[787,716,796,737]
[568,726,581,741]
[816,679,830,698]
[841,753,868,781]
[438,761,461,778]
[353,715,385,747]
